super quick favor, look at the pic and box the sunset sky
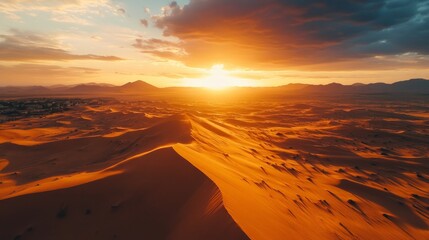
[1,0,428,87]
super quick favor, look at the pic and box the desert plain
[0,86,428,240]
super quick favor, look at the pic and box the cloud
[117,8,126,15]
[0,0,118,24]
[153,0,429,69]
[157,71,204,79]
[0,30,123,61]
[140,19,148,27]
[0,64,99,85]
[132,37,187,60]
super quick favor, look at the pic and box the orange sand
[0,93,428,239]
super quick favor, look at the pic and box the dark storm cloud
[153,0,429,69]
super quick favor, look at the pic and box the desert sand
[0,91,428,240]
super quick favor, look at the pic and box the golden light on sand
[185,64,253,89]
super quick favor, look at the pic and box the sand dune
[0,147,247,240]
[0,109,248,239]
[174,99,429,240]
[0,94,428,239]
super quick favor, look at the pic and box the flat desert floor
[0,93,428,240]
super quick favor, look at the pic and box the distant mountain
[390,78,429,93]
[0,79,427,96]
[47,80,158,94]
[0,80,158,96]
[301,78,429,94]
[49,83,115,90]
[66,84,115,93]
[302,82,348,93]
[118,80,158,93]
[279,83,310,91]
[0,86,51,95]
[86,82,116,87]
[63,80,158,94]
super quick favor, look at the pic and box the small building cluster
[0,98,103,123]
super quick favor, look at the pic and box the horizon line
[0,78,428,89]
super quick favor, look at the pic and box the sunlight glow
[183,64,254,89]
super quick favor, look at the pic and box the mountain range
[0,80,158,95]
[292,78,429,94]
[0,79,428,96]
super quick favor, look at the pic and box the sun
[185,64,252,90]
[203,64,231,89]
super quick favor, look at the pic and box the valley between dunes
[0,95,428,240]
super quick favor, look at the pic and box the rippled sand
[1,93,428,239]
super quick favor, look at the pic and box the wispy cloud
[0,0,120,24]
[0,63,99,85]
[132,37,187,60]
[140,19,148,27]
[0,29,123,61]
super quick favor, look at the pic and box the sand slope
[1,96,429,240]
[173,99,429,240]
[0,110,248,240]
[0,147,248,240]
